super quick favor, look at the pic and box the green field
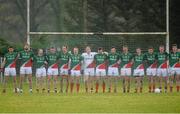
[0,77,180,113]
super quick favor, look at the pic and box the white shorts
[95,69,106,76]
[47,68,58,76]
[157,68,168,77]
[146,68,157,76]
[84,68,95,76]
[20,67,32,75]
[121,68,131,76]
[169,67,180,75]
[4,68,16,76]
[36,67,46,77]
[133,69,144,76]
[107,67,119,76]
[60,68,69,75]
[71,70,81,76]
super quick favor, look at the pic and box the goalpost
[26,0,169,52]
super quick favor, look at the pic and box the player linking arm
[169,44,180,92]
[94,47,108,93]
[145,46,157,93]
[132,48,145,93]
[69,47,83,93]
[107,46,120,93]
[19,44,33,93]
[1,46,18,93]
[60,45,70,93]
[120,45,133,93]
[156,45,169,93]
[34,49,47,93]
[46,47,59,93]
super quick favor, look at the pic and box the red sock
[70,83,74,93]
[170,86,173,92]
[102,82,105,93]
[177,86,179,92]
[149,86,151,92]
[96,83,99,93]
[76,83,80,93]
[140,87,143,93]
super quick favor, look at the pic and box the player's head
[24,43,30,52]
[49,46,56,53]
[111,46,116,54]
[62,45,68,53]
[8,46,14,53]
[136,47,141,54]
[38,49,43,56]
[172,44,178,52]
[159,45,165,53]
[73,47,79,54]
[123,45,128,53]
[98,47,103,54]
[148,46,154,54]
[85,46,91,54]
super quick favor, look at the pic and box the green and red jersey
[107,53,120,68]
[59,52,70,69]
[144,52,157,68]
[70,54,83,70]
[120,52,133,68]
[169,52,180,68]
[4,52,18,68]
[132,54,145,69]
[46,53,59,68]
[33,55,46,68]
[19,50,34,67]
[156,52,168,68]
[94,53,108,69]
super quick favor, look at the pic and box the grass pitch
[0,77,180,113]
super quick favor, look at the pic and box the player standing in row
[120,45,133,93]
[46,47,59,93]
[169,44,180,92]
[144,47,157,93]
[82,46,96,93]
[156,45,169,93]
[19,44,34,93]
[1,46,18,93]
[59,46,70,93]
[132,48,145,93]
[107,47,120,93]
[33,49,47,93]
[94,47,108,93]
[69,47,83,93]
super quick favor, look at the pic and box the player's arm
[117,53,121,64]
[142,53,147,65]
[0,57,6,71]
[129,53,134,65]
[68,57,71,70]
[80,55,84,66]
[165,52,169,62]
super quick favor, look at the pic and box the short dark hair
[62,45,68,49]
[172,44,177,47]
[111,46,116,49]
[148,46,154,49]
[136,47,141,50]
[8,46,14,49]
[123,45,128,48]
[98,47,103,50]
[159,45,164,48]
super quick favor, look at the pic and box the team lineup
[0,44,180,94]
